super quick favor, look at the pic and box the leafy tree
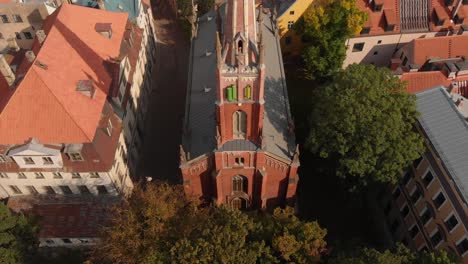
[197,0,215,16]
[94,183,328,264]
[295,0,367,80]
[255,207,327,263]
[307,64,424,186]
[176,0,192,18]
[328,243,459,264]
[0,202,38,264]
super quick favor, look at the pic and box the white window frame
[419,206,434,227]
[443,212,460,234]
[421,167,435,189]
[429,227,444,249]
[42,156,54,165]
[410,185,422,205]
[408,223,420,239]
[455,236,468,257]
[68,152,83,161]
[432,190,448,211]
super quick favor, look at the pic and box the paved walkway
[136,0,189,183]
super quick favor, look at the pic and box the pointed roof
[0,4,128,144]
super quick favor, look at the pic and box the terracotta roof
[356,0,466,36]
[0,4,128,144]
[357,0,400,35]
[401,71,468,96]
[401,71,450,93]
[406,35,468,66]
[8,195,119,238]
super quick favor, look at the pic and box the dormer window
[434,7,448,26]
[68,152,83,161]
[76,80,96,98]
[360,27,371,35]
[42,157,53,165]
[23,157,34,165]
[95,23,112,39]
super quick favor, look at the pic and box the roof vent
[95,23,112,39]
[34,60,48,70]
[117,4,124,10]
[25,51,36,63]
[36,30,46,45]
[76,80,96,98]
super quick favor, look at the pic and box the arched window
[237,40,243,53]
[232,175,247,192]
[231,197,247,210]
[233,110,247,139]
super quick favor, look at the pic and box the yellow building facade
[277,0,313,56]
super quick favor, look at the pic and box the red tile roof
[401,71,450,93]
[356,0,466,36]
[402,35,468,66]
[0,4,128,144]
[401,71,468,95]
[8,195,119,238]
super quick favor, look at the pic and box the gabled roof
[0,4,128,144]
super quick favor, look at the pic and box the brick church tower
[181,0,299,210]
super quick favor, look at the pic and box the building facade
[378,87,468,262]
[180,0,299,210]
[0,3,156,245]
[0,2,57,52]
[276,0,313,57]
[345,0,468,67]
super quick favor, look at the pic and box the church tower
[181,0,299,211]
[215,0,265,145]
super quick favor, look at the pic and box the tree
[328,243,459,264]
[295,0,367,80]
[307,64,424,186]
[197,0,214,16]
[94,183,328,264]
[176,0,192,18]
[0,202,38,264]
[255,207,327,263]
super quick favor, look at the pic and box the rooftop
[0,4,128,144]
[356,0,468,36]
[183,7,295,160]
[416,87,468,204]
[71,0,140,20]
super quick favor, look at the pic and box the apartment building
[0,1,56,52]
[345,0,468,67]
[379,87,467,262]
[69,0,157,175]
[276,0,313,56]
[0,4,155,245]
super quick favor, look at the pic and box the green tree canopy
[329,243,459,264]
[197,0,215,16]
[295,0,367,80]
[0,202,38,264]
[93,183,327,264]
[306,64,424,186]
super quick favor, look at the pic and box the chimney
[0,54,15,86]
[36,30,46,45]
[25,51,36,63]
[97,0,105,10]
[6,38,19,52]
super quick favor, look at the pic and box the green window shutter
[226,87,233,102]
[232,85,237,101]
[245,85,251,99]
